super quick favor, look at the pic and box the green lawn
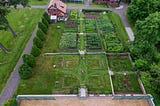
[15,54,112,94]
[29,0,50,5]
[43,22,64,53]
[0,8,44,94]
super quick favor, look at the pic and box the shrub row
[18,12,50,80]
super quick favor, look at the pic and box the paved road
[0,26,38,106]
[0,2,134,106]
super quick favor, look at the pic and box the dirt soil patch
[19,97,149,106]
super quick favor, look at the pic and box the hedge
[38,22,47,34]
[37,29,46,41]
[33,36,43,49]
[31,45,41,57]
[22,54,35,67]
[18,63,32,79]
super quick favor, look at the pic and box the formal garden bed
[106,53,142,94]
[112,74,142,94]
[107,54,133,72]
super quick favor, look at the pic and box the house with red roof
[48,0,67,21]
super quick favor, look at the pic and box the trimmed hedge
[33,36,43,48]
[37,29,46,41]
[22,54,35,67]
[31,45,41,57]
[43,12,50,23]
[18,63,32,79]
[38,22,47,34]
[42,17,49,28]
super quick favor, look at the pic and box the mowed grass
[15,54,112,94]
[29,0,50,5]
[0,8,43,94]
[43,22,64,53]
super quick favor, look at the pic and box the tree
[31,45,41,57]
[135,12,160,45]
[38,22,47,34]
[150,63,160,94]
[18,63,32,79]
[43,12,50,23]
[37,29,46,41]
[22,54,35,67]
[134,59,149,71]
[33,36,43,48]
[20,0,29,7]
[127,0,158,22]
[0,4,17,37]
[8,0,20,8]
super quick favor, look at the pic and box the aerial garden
[13,9,143,97]
[1,8,146,106]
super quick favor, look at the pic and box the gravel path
[0,26,38,106]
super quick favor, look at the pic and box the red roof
[48,0,67,14]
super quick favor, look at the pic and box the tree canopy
[127,0,158,22]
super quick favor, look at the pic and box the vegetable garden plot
[112,74,142,94]
[64,20,78,32]
[86,34,102,50]
[85,20,97,33]
[84,13,99,19]
[59,33,78,49]
[104,33,123,52]
[97,19,115,33]
[107,55,133,72]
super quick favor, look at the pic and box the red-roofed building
[48,0,67,21]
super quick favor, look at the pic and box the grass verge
[0,8,43,94]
